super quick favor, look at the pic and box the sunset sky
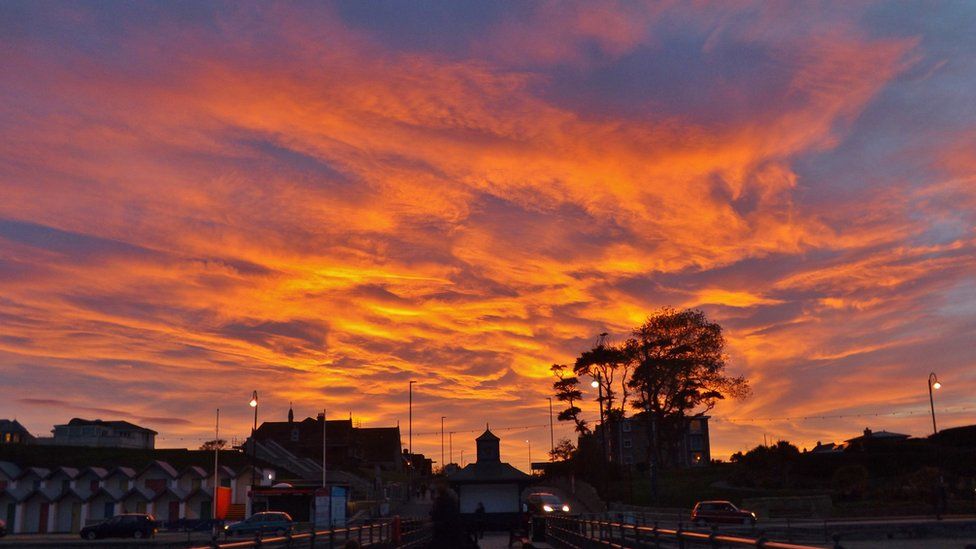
[1,2,974,468]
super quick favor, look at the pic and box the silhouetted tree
[574,337,631,421]
[199,439,227,451]
[626,308,750,497]
[551,363,590,435]
[549,438,577,461]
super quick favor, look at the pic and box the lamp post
[408,381,416,454]
[547,397,555,461]
[248,391,258,515]
[928,372,942,436]
[591,377,607,462]
[449,432,453,466]
[526,440,532,472]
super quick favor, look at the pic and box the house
[46,418,157,449]
[447,428,531,526]
[844,428,910,451]
[593,413,711,469]
[247,410,403,473]
[0,419,35,445]
[809,441,845,455]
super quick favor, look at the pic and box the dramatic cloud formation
[1,2,974,464]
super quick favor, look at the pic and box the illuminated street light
[591,380,599,388]
[928,372,941,436]
[249,391,258,408]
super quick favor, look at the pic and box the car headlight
[561,505,570,512]
[543,505,553,512]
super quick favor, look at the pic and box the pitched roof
[63,418,158,435]
[447,460,530,483]
[476,428,499,442]
[0,419,34,438]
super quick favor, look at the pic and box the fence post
[676,522,684,549]
[709,524,719,548]
[328,527,334,549]
[309,528,316,549]
[652,520,660,549]
[254,530,263,548]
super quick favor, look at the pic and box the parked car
[0,518,7,537]
[224,511,295,537]
[691,501,756,526]
[525,492,571,514]
[80,514,158,540]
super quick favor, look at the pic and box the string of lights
[154,405,973,443]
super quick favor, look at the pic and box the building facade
[0,420,35,445]
[593,413,711,469]
[47,419,157,449]
[0,458,268,534]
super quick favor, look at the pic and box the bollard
[634,522,641,546]
[254,530,263,548]
[653,520,660,549]
[286,529,293,548]
[309,529,316,549]
[329,527,335,549]
[710,524,719,548]
[392,515,402,545]
[756,533,768,548]
[676,522,685,549]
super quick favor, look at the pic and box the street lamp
[591,376,607,463]
[928,372,941,436]
[526,440,532,472]
[248,390,258,516]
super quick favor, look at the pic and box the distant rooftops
[62,418,158,435]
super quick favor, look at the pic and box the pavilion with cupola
[447,426,531,525]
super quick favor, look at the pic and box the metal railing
[546,515,840,549]
[188,518,431,549]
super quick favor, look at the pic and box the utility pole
[322,409,327,488]
[408,381,416,454]
[212,408,219,536]
[449,432,453,465]
[440,416,446,472]
[547,397,555,460]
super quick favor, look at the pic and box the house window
[623,438,632,448]
[623,454,633,465]
[622,421,631,433]
[291,428,300,442]
[2,433,11,443]
[689,435,703,451]
[689,420,702,433]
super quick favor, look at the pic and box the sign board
[314,486,349,528]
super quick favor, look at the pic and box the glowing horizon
[1,2,974,470]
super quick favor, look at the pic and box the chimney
[863,427,872,437]
[317,412,325,422]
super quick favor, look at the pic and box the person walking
[474,502,486,540]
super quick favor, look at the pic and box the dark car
[224,511,295,537]
[80,514,158,540]
[691,501,756,526]
[0,517,7,537]
[525,492,571,514]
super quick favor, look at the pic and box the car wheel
[84,531,97,540]
[133,529,144,539]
